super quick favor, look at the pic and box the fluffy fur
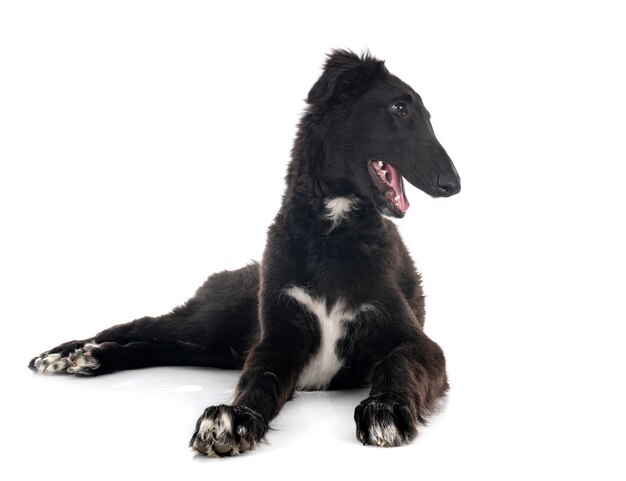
[29,50,461,455]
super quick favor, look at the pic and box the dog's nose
[436,175,461,197]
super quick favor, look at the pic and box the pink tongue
[386,164,410,212]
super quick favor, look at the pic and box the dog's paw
[29,343,101,375]
[189,405,268,457]
[354,394,417,447]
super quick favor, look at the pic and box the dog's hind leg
[28,335,248,376]
[28,263,261,376]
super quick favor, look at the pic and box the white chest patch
[285,286,370,390]
[323,196,358,228]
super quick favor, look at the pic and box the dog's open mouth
[368,160,410,216]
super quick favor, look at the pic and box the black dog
[29,50,460,456]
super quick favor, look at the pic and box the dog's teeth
[378,161,384,168]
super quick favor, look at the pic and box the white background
[1,1,625,479]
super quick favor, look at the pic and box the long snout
[399,143,461,198]
[434,158,461,197]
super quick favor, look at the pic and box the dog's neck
[280,116,383,235]
[284,115,325,203]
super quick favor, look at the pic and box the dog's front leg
[354,332,449,447]
[190,298,314,457]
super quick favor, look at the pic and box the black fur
[29,50,461,455]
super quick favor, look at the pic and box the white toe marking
[35,344,100,375]
[44,356,69,373]
[199,417,215,438]
[196,409,240,457]
[220,411,233,435]
[369,419,402,447]
[66,348,100,374]
[83,342,100,352]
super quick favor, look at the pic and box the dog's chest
[285,286,367,390]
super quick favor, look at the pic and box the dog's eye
[392,102,408,117]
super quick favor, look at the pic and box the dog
[29,50,461,456]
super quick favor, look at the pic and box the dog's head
[307,50,460,218]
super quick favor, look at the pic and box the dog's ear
[307,49,384,109]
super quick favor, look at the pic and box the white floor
[12,366,444,479]
[6,349,622,480]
